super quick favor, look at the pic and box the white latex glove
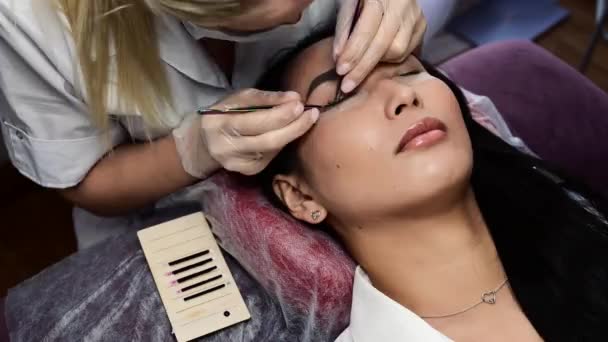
[173,89,319,178]
[334,0,427,93]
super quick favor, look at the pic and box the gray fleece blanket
[4,207,334,342]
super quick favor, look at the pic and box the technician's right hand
[173,89,319,178]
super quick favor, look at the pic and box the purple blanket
[5,233,303,341]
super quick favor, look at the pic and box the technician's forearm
[60,135,215,216]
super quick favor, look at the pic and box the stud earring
[311,210,321,221]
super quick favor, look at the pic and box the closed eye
[310,70,425,112]
[323,71,424,107]
[322,91,356,110]
[399,70,424,78]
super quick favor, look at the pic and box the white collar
[149,0,335,89]
[154,6,310,89]
[348,266,453,342]
[155,14,229,88]
[182,20,303,43]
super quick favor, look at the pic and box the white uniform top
[335,266,453,342]
[0,0,337,189]
[0,0,337,249]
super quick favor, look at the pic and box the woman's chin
[393,157,472,204]
[399,144,470,174]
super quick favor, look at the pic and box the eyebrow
[306,68,339,98]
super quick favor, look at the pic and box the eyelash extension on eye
[399,70,423,78]
[324,91,356,110]
[319,70,424,111]
[324,99,344,108]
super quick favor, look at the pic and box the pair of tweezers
[334,0,364,102]
[197,105,325,115]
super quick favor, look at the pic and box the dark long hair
[256,28,608,341]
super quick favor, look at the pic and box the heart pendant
[481,291,497,304]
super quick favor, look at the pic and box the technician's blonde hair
[55,0,241,129]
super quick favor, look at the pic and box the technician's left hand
[334,0,427,93]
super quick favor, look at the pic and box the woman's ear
[272,174,328,224]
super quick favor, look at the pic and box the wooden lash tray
[138,213,251,342]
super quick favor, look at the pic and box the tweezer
[197,105,324,115]
[334,0,364,102]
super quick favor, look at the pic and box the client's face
[273,38,473,230]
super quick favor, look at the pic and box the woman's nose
[377,79,421,120]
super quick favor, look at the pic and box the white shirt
[0,0,337,189]
[335,266,454,342]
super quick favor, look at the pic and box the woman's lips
[396,117,448,154]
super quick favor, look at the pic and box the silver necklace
[420,279,509,319]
